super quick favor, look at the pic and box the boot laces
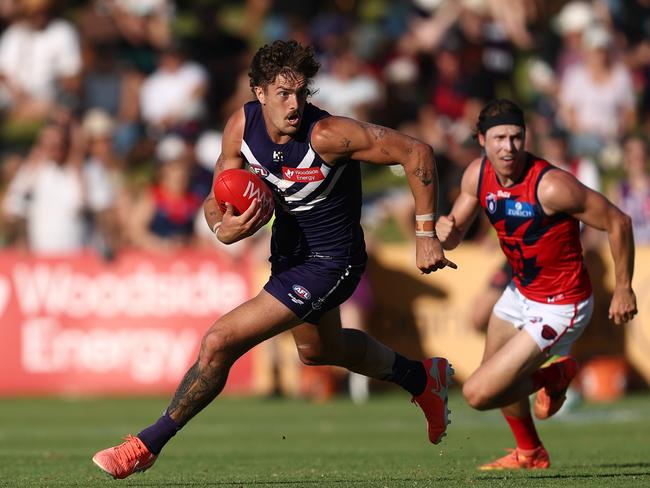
[114,435,147,464]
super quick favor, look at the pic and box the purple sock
[137,411,180,455]
[386,354,427,396]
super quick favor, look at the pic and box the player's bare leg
[465,314,551,470]
[93,290,300,479]
[291,308,452,444]
[165,291,299,425]
[463,323,548,410]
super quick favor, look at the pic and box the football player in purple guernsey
[93,40,457,479]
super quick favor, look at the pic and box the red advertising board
[0,249,255,396]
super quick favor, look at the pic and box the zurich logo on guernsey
[292,284,311,300]
[505,200,534,218]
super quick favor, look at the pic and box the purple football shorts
[264,255,366,324]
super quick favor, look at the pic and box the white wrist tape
[212,221,222,234]
[415,213,436,237]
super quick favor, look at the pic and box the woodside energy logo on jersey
[282,167,324,183]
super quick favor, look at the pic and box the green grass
[1,391,649,487]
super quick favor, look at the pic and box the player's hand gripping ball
[213,168,275,225]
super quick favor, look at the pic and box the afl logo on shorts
[541,325,558,341]
[292,284,311,300]
[486,192,497,214]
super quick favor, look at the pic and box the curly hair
[473,98,525,138]
[249,40,320,93]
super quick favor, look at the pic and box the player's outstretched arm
[436,158,482,250]
[311,116,456,273]
[203,108,266,244]
[538,169,637,325]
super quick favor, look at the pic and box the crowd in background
[0,0,649,259]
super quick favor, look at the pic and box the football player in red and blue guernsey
[92,40,457,479]
[436,98,638,470]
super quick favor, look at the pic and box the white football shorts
[493,281,594,356]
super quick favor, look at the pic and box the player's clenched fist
[436,215,455,239]
[436,215,461,249]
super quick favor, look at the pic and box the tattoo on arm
[341,137,351,148]
[413,166,433,186]
[215,154,225,173]
[357,121,388,141]
[381,148,390,156]
[371,127,387,140]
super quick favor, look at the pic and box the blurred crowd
[0,0,649,259]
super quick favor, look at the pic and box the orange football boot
[534,356,578,419]
[92,435,158,479]
[411,357,454,444]
[478,446,550,470]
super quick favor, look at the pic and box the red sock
[504,413,542,450]
[530,362,563,391]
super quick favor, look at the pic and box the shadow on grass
[109,478,458,486]
[94,470,650,486]
[477,471,650,481]
[594,462,650,469]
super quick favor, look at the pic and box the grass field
[1,391,649,487]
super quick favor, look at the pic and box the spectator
[311,47,382,120]
[558,24,636,159]
[81,42,143,157]
[139,42,208,136]
[611,135,650,245]
[429,37,470,122]
[1,116,116,254]
[553,1,595,77]
[110,0,173,74]
[0,0,81,122]
[81,109,125,254]
[127,135,201,252]
[540,127,601,192]
[111,0,172,50]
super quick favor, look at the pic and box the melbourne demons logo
[292,284,311,300]
[541,325,558,341]
[486,192,497,214]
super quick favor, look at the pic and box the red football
[213,168,275,223]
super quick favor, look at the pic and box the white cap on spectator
[156,134,186,162]
[195,130,223,171]
[582,24,613,50]
[82,109,114,138]
[383,56,419,84]
[115,0,166,16]
[556,1,594,34]
[413,0,445,13]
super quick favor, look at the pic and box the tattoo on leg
[167,360,227,426]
